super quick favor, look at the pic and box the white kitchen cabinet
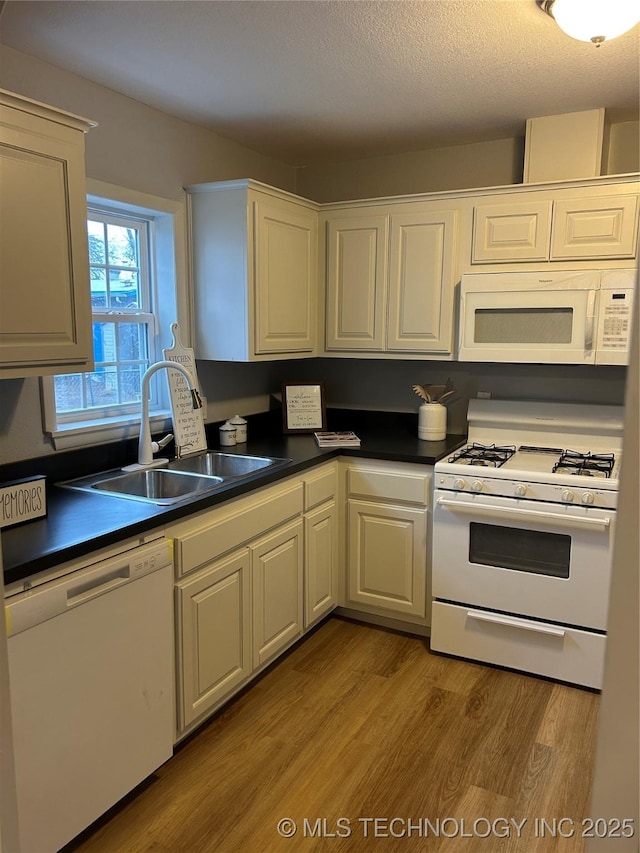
[550,195,639,260]
[251,517,304,668]
[387,207,458,353]
[325,214,388,350]
[343,459,432,625]
[186,179,318,361]
[471,182,639,265]
[0,89,96,377]
[175,548,251,730]
[324,201,459,356]
[303,461,339,628]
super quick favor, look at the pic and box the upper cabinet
[186,180,318,361]
[0,90,96,378]
[324,200,460,357]
[470,181,639,266]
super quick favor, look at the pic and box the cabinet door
[387,209,458,353]
[254,199,317,354]
[472,200,552,263]
[0,102,94,376]
[325,214,388,350]
[305,500,338,628]
[551,195,639,260]
[176,548,251,730]
[252,518,304,667]
[347,499,427,618]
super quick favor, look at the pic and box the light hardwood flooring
[68,617,600,853]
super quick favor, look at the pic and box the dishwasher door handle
[67,567,131,607]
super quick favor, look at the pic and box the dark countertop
[2,410,466,587]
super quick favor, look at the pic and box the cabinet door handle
[466,609,566,638]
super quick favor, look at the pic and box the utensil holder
[418,403,446,441]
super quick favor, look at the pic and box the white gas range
[430,399,624,690]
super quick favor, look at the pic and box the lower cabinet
[342,459,432,628]
[170,461,338,738]
[304,499,338,628]
[176,548,251,730]
[252,518,304,668]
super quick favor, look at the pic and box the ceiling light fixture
[539,0,640,46]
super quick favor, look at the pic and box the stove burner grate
[448,443,516,468]
[552,450,615,479]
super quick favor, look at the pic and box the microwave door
[458,289,597,364]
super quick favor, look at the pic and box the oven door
[432,490,614,631]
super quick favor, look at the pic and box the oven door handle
[436,497,611,530]
[466,609,566,638]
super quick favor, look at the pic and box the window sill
[47,411,173,451]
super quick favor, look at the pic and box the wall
[298,115,639,204]
[585,278,638,852]
[296,137,525,203]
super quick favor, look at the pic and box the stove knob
[561,489,575,503]
[514,483,527,497]
[582,491,595,505]
[472,479,483,492]
[454,478,467,490]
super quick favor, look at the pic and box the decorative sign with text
[163,323,207,457]
[282,382,326,433]
[0,475,47,529]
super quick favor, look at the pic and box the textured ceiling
[1,0,638,166]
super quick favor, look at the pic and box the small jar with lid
[219,422,237,446]
[228,414,247,443]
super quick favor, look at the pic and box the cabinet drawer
[347,465,431,506]
[174,482,304,576]
[430,601,605,689]
[304,463,337,510]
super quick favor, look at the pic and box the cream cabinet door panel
[387,210,457,353]
[176,548,251,730]
[0,100,93,375]
[472,201,552,263]
[551,195,639,260]
[252,518,304,668]
[325,215,388,350]
[347,500,427,618]
[305,500,338,628]
[254,200,317,354]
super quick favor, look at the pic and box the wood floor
[68,617,600,853]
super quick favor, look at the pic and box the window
[42,181,191,450]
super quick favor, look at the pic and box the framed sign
[282,382,326,433]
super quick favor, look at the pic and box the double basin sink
[61,452,290,506]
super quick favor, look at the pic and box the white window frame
[41,180,193,450]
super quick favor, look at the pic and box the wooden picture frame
[282,382,327,433]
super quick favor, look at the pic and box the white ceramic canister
[228,414,247,443]
[418,402,447,441]
[219,422,237,446]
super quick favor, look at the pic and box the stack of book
[313,431,361,448]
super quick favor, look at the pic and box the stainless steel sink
[60,452,290,505]
[61,468,225,505]
[165,451,289,478]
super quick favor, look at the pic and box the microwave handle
[585,290,597,352]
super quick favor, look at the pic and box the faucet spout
[124,360,202,471]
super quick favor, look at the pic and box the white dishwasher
[5,537,174,853]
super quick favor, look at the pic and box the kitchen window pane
[119,365,144,404]
[118,323,147,361]
[90,268,107,308]
[108,269,140,308]
[84,367,119,408]
[107,223,139,267]
[53,373,83,412]
[87,220,106,265]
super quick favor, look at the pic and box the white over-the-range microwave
[458,268,636,365]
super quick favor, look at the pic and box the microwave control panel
[595,285,634,362]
